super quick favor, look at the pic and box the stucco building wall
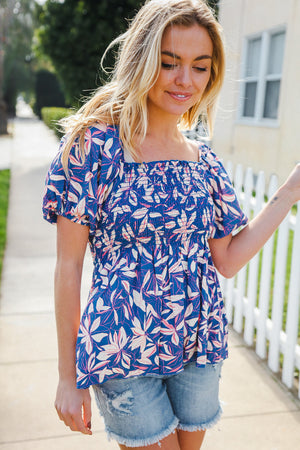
[213,0,300,184]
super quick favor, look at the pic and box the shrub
[33,69,66,118]
[0,169,10,283]
[41,106,73,138]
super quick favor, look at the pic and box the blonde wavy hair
[60,0,225,171]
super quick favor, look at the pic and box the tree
[33,68,65,117]
[36,0,141,106]
[207,0,219,17]
[0,0,10,133]
[0,0,36,126]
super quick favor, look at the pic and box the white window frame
[238,26,286,127]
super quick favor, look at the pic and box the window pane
[268,32,285,75]
[246,38,261,77]
[243,82,257,117]
[263,80,280,119]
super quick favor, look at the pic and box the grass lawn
[0,169,10,283]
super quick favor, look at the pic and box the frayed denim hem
[177,405,223,432]
[105,416,179,448]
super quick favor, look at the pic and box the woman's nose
[175,67,192,87]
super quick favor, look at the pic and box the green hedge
[0,169,10,285]
[34,69,66,118]
[41,107,74,138]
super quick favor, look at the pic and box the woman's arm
[209,164,300,279]
[54,215,92,435]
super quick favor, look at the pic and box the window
[240,29,286,123]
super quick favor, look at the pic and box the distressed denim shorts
[92,361,223,448]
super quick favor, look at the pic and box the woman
[43,1,300,449]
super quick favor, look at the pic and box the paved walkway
[0,110,300,449]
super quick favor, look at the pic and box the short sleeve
[42,125,106,235]
[202,146,248,239]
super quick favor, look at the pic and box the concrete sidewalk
[0,113,299,450]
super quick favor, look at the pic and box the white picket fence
[218,161,300,399]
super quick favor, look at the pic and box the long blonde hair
[60,0,225,171]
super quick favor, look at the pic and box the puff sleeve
[42,126,106,235]
[202,146,248,239]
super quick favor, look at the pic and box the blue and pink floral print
[43,123,248,389]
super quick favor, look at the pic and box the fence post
[233,167,253,333]
[225,160,233,181]
[282,202,300,388]
[244,171,265,346]
[256,174,278,359]
[268,212,291,373]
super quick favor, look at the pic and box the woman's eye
[161,62,208,72]
[194,67,207,72]
[161,62,176,69]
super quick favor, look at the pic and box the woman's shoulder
[81,122,123,179]
[184,138,218,167]
[64,121,121,162]
[81,121,115,145]
[68,121,119,143]
[196,142,223,169]
[182,136,209,162]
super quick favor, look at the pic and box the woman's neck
[146,104,182,145]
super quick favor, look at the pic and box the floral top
[43,123,248,389]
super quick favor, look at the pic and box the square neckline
[119,136,204,166]
[122,146,203,165]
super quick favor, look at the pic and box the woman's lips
[167,91,193,101]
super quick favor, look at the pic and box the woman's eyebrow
[161,50,212,61]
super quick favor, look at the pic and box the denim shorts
[92,361,223,448]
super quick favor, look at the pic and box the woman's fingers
[56,407,92,434]
[69,411,92,435]
[54,386,92,435]
[83,390,92,431]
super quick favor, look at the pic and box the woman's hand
[55,379,92,435]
